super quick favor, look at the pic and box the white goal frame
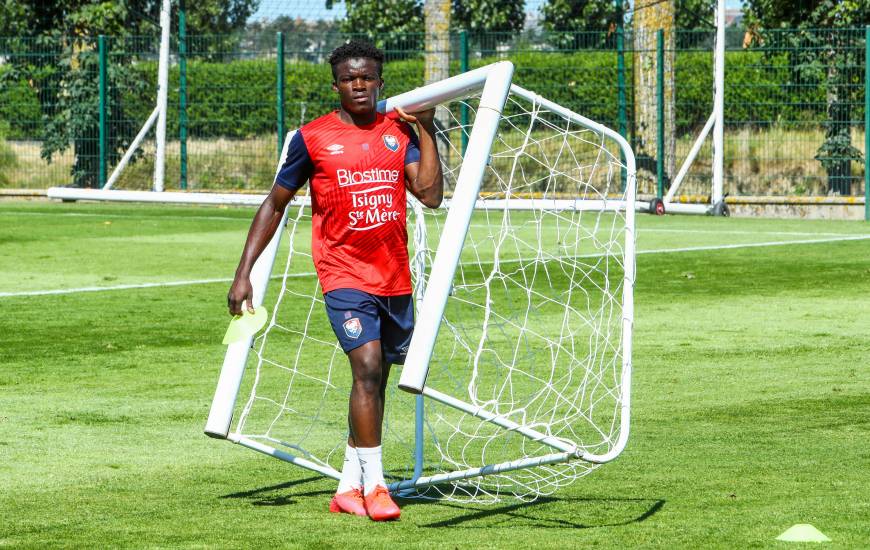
[202,62,637,493]
[657,0,727,216]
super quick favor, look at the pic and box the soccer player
[226,40,443,521]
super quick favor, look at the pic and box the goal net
[206,63,636,502]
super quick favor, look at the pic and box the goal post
[655,0,728,216]
[205,62,638,501]
[396,61,515,394]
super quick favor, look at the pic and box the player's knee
[352,356,382,394]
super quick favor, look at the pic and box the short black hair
[328,39,385,79]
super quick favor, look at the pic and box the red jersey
[274,111,420,296]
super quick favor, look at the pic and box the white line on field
[0,272,313,298]
[1,210,251,222]
[635,234,870,255]
[639,228,859,237]
[467,223,860,238]
[4,212,862,238]
[2,234,868,298]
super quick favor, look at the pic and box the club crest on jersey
[343,317,363,339]
[383,134,399,152]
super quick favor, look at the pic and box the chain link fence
[1,28,867,200]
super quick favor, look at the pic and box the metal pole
[154,0,170,192]
[276,32,285,157]
[460,30,469,155]
[616,0,627,191]
[656,29,664,198]
[865,26,869,221]
[98,35,107,188]
[413,394,424,480]
[712,0,725,204]
[179,0,188,190]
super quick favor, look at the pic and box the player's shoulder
[298,112,343,154]
[300,111,339,135]
[383,115,416,140]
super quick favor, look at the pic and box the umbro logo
[326,143,344,155]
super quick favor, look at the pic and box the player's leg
[347,340,401,520]
[328,421,365,515]
[324,289,384,516]
[355,293,414,520]
[347,340,387,447]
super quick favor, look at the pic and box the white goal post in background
[204,62,638,501]
[653,0,728,216]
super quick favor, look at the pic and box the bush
[4,41,850,145]
[116,49,831,142]
[0,65,42,140]
[0,121,18,185]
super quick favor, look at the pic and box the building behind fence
[0,28,867,202]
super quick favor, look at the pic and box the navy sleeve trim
[404,124,421,166]
[275,131,313,191]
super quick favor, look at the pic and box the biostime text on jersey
[338,168,402,231]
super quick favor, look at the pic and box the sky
[249,0,746,23]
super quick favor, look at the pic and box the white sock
[357,445,386,495]
[336,443,362,493]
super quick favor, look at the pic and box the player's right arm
[227,184,296,316]
[228,131,313,316]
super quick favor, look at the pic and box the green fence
[0,28,867,202]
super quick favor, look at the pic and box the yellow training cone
[776,524,831,543]
[222,306,268,345]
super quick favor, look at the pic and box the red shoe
[364,485,401,521]
[329,488,367,516]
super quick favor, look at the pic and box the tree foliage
[326,0,526,40]
[0,0,257,37]
[745,0,870,29]
[0,0,258,187]
[452,0,525,33]
[540,0,619,49]
[246,16,341,60]
[674,0,716,30]
[541,0,617,32]
[325,0,424,55]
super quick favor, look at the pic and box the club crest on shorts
[343,317,363,339]
[383,134,399,152]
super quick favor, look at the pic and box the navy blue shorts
[323,288,414,365]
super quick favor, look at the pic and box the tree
[325,0,526,47]
[326,0,425,56]
[246,16,341,61]
[425,0,450,87]
[0,0,259,186]
[745,0,870,194]
[675,0,716,30]
[452,0,525,34]
[632,0,677,196]
[542,0,618,33]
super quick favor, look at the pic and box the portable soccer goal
[205,61,637,502]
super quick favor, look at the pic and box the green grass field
[1,200,869,548]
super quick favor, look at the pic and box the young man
[226,40,443,521]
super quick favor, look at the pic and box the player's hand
[395,106,435,127]
[227,276,254,316]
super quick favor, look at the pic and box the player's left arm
[397,106,443,208]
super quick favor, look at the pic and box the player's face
[332,58,383,117]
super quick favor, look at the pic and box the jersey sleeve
[275,131,313,191]
[403,124,421,166]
